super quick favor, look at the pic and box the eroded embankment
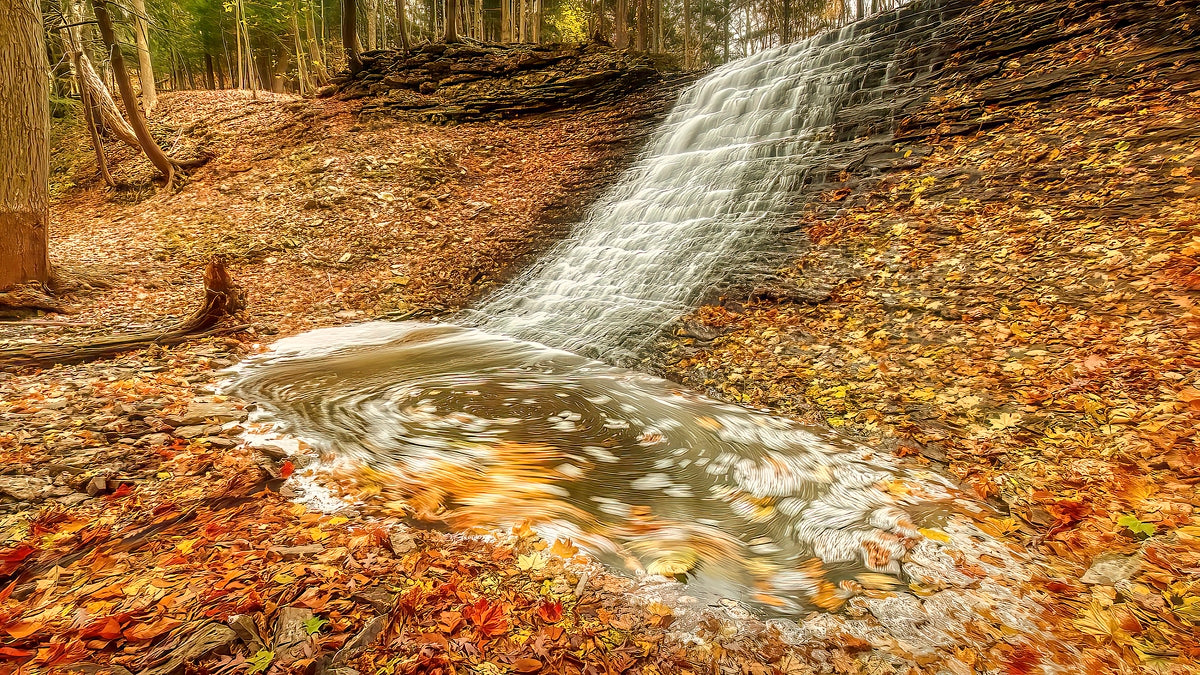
[659,0,1200,670]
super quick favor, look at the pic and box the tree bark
[91,0,177,188]
[204,52,216,89]
[635,0,645,50]
[61,27,115,186]
[342,0,362,73]
[394,0,409,50]
[366,0,377,50]
[614,0,626,48]
[77,48,140,148]
[442,0,458,42]
[0,0,51,289]
[682,0,690,69]
[130,0,156,116]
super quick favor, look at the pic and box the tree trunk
[77,49,140,148]
[0,0,51,289]
[614,0,626,47]
[130,0,156,116]
[61,26,115,186]
[342,0,362,73]
[394,0,409,50]
[635,0,645,50]
[442,0,458,42]
[500,0,509,42]
[682,0,690,69]
[781,0,790,43]
[204,52,216,89]
[91,0,177,188]
[366,0,377,50]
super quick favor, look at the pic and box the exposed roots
[0,257,245,371]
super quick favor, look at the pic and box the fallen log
[0,258,244,372]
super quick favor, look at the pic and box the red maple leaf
[0,544,35,578]
[463,597,509,637]
[536,600,563,624]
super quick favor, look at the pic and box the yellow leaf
[517,553,546,571]
[272,573,297,585]
[919,528,951,544]
[549,538,578,559]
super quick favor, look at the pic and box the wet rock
[0,474,49,501]
[55,493,91,507]
[180,402,247,426]
[85,476,109,496]
[270,543,325,559]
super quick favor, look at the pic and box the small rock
[180,402,247,426]
[55,493,91,507]
[140,622,237,675]
[270,544,325,559]
[203,437,238,449]
[333,615,385,664]
[1081,552,1142,585]
[174,425,206,439]
[137,432,172,447]
[273,606,315,665]
[85,476,108,496]
[0,475,50,501]
[227,614,266,652]
[389,529,416,555]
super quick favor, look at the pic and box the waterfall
[467,1,943,361]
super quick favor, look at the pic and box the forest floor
[0,89,733,674]
[660,20,1200,675]
[2,17,1200,675]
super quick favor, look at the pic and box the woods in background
[40,0,905,101]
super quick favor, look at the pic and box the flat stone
[180,402,247,426]
[0,475,49,501]
[174,425,206,439]
[270,544,325,559]
[140,622,237,675]
[273,606,314,665]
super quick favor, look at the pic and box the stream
[227,0,1063,655]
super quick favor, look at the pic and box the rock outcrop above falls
[331,43,684,122]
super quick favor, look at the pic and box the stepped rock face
[335,43,684,122]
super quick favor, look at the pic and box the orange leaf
[0,544,35,578]
[536,601,562,624]
[123,617,183,642]
[281,461,295,479]
[513,658,543,673]
[5,622,43,640]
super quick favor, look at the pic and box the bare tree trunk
[366,0,377,49]
[61,26,115,186]
[500,0,509,42]
[130,0,156,115]
[614,0,626,47]
[204,52,216,89]
[91,0,177,188]
[635,0,645,50]
[398,0,412,48]
[307,1,331,79]
[682,0,690,68]
[291,3,309,94]
[442,0,458,42]
[77,50,140,149]
[342,0,362,73]
[0,0,51,289]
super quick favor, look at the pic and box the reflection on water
[229,322,985,615]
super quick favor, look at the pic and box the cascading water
[465,2,941,361]
[228,0,1067,658]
